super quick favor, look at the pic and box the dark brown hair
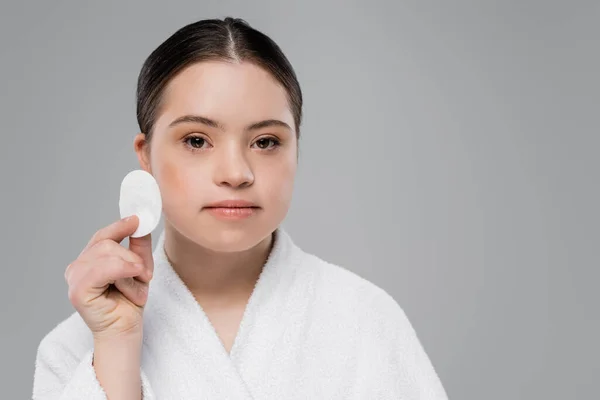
[136,17,303,143]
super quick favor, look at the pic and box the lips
[204,199,259,209]
[203,200,259,220]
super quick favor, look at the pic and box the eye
[253,137,281,150]
[184,135,211,151]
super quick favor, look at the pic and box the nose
[212,145,254,188]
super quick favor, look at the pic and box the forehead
[156,60,294,131]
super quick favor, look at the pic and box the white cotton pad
[119,169,162,238]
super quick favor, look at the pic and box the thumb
[128,231,154,277]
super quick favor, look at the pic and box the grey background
[1,1,598,399]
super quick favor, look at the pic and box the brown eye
[185,136,209,149]
[254,137,280,150]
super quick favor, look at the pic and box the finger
[67,255,150,304]
[65,262,75,283]
[82,256,145,297]
[80,215,141,256]
[128,232,154,281]
[113,276,149,307]
[65,258,128,308]
[82,239,144,265]
[79,242,153,284]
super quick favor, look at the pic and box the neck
[161,224,274,303]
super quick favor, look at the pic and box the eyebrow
[167,114,292,132]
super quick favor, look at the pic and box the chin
[202,229,259,252]
[189,221,274,253]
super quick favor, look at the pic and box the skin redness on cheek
[149,148,184,207]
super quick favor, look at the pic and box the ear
[133,133,152,174]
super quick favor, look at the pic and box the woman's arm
[92,335,143,400]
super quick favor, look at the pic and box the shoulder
[299,253,448,398]
[299,249,411,331]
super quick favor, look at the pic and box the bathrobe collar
[143,226,305,397]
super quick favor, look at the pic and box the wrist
[93,326,143,344]
[93,334,142,359]
[92,335,143,400]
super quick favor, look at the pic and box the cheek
[263,156,297,205]
[154,157,198,210]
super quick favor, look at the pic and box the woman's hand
[64,215,154,341]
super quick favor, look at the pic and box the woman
[33,17,448,399]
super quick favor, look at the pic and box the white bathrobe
[33,227,448,399]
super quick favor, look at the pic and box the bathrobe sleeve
[357,289,449,399]
[32,336,155,400]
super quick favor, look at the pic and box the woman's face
[134,60,297,252]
